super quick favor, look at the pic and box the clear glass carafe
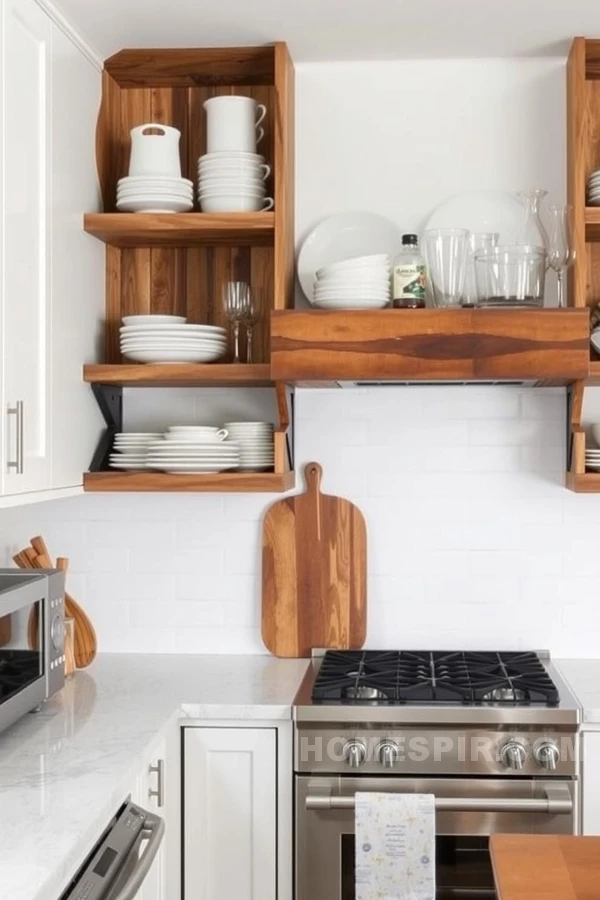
[517,189,549,256]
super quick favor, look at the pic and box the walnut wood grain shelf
[566,471,600,492]
[271,309,590,383]
[83,363,273,387]
[83,470,295,493]
[84,213,275,247]
[585,208,600,241]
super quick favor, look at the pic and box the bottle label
[393,264,426,302]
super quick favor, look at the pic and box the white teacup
[204,96,267,154]
[166,426,229,442]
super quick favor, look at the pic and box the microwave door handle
[109,811,165,900]
[305,785,573,815]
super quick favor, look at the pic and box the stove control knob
[376,741,399,769]
[500,739,527,770]
[534,740,560,771]
[343,739,367,768]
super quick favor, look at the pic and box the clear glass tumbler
[463,232,499,307]
[474,245,546,308]
[425,228,469,307]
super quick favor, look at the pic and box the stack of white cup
[117,124,193,214]
[198,97,273,213]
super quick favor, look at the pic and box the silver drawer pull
[7,400,24,474]
[305,789,572,815]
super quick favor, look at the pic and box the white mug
[128,123,182,177]
[204,96,267,154]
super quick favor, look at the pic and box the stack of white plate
[586,447,600,471]
[146,426,241,474]
[119,315,227,363]
[197,152,272,213]
[223,422,274,471]
[109,432,163,470]
[588,170,600,206]
[116,176,194,213]
[312,254,391,309]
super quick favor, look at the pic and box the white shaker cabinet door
[583,732,600,835]
[49,24,103,490]
[2,0,52,495]
[184,727,277,900]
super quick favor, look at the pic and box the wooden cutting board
[262,462,367,658]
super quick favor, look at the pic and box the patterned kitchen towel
[355,792,435,900]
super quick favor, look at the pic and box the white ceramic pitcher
[204,96,267,153]
[128,123,182,177]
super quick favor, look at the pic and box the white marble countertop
[0,653,308,900]
[555,659,600,726]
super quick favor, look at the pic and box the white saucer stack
[588,170,600,206]
[223,421,274,471]
[109,433,163,470]
[312,254,391,309]
[146,426,241,474]
[119,315,227,364]
[116,175,194,213]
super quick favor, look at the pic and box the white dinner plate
[423,190,526,244]
[297,212,401,303]
[122,350,225,363]
[122,316,187,326]
[120,340,226,348]
[146,463,239,472]
[116,198,194,213]
[317,254,390,277]
[120,324,225,334]
[314,290,390,300]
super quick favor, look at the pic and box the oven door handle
[305,785,573,815]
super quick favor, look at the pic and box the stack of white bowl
[146,427,241,474]
[223,422,274,471]
[117,124,193,213]
[109,433,163,470]
[197,152,272,212]
[588,169,600,206]
[120,315,227,364]
[312,254,391,309]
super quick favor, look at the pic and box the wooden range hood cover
[270,309,590,384]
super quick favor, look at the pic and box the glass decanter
[517,189,550,258]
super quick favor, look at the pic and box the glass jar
[474,244,546,308]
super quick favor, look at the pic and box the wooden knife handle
[304,462,323,540]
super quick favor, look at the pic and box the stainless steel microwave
[0,568,66,736]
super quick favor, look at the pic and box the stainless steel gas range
[293,650,581,900]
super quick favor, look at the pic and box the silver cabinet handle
[6,400,24,473]
[305,788,573,815]
[110,809,165,900]
[148,759,164,807]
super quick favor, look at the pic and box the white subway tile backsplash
[0,384,598,656]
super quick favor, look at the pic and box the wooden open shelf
[84,213,275,248]
[585,208,600,241]
[83,363,272,387]
[84,470,295,493]
[84,213,275,247]
[271,309,590,384]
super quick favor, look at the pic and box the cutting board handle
[304,461,322,493]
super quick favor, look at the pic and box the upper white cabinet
[184,727,277,900]
[0,0,103,505]
[2,0,53,496]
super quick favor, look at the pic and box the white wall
[2,57,594,657]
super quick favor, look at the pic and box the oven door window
[341,833,495,900]
[0,601,43,701]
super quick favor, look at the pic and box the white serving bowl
[312,298,390,309]
[315,275,390,289]
[116,197,194,213]
[199,183,266,197]
[314,289,390,301]
[316,255,390,278]
[122,316,186,326]
[119,175,194,186]
[198,177,266,190]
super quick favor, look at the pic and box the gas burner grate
[311,650,560,706]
